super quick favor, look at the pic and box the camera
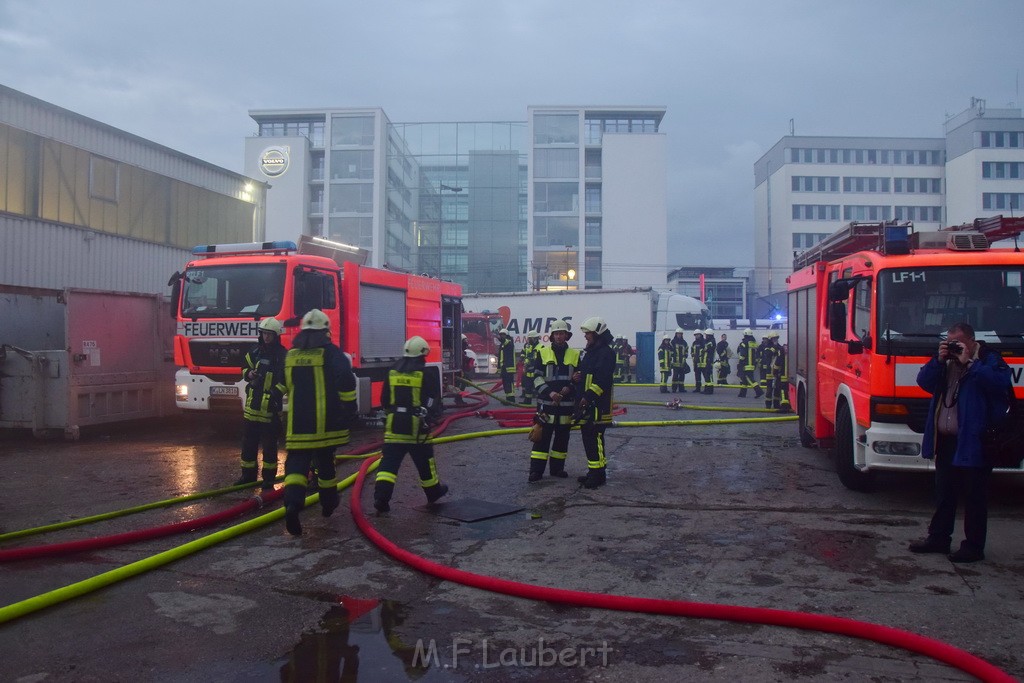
[946,341,963,356]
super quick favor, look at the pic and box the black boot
[529,458,546,482]
[577,467,606,489]
[233,470,257,486]
[754,389,764,398]
[548,458,568,478]
[704,386,714,395]
[738,390,747,398]
[425,483,449,504]
[660,386,669,394]
[374,481,394,514]
[284,505,302,536]
[321,487,339,517]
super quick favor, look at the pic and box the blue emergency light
[191,241,297,256]
[883,225,910,255]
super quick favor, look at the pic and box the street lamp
[437,183,463,278]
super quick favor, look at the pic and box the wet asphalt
[2,383,1024,682]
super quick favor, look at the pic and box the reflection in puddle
[277,597,464,682]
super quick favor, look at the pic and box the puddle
[273,597,467,682]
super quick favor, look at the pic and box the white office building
[753,100,1024,317]
[245,105,667,293]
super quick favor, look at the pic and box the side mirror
[167,272,181,320]
[847,340,864,354]
[828,302,847,342]
[828,280,852,302]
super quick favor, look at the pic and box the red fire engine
[169,238,463,414]
[788,216,1024,490]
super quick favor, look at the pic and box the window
[329,217,373,248]
[791,204,840,220]
[981,131,1024,148]
[585,251,602,283]
[894,178,941,194]
[894,206,942,222]
[792,176,839,192]
[842,177,890,193]
[180,264,286,318]
[585,186,601,213]
[792,232,829,248]
[534,148,579,178]
[534,182,578,212]
[89,156,119,202]
[585,149,601,178]
[983,162,1024,179]
[534,216,578,247]
[983,193,1024,211]
[534,114,578,144]
[843,205,892,221]
[329,183,374,213]
[585,218,601,247]
[853,278,872,342]
[330,150,374,180]
[331,115,375,146]
[294,269,337,317]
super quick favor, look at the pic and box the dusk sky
[2,0,1022,268]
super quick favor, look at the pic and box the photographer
[234,317,287,490]
[910,322,1011,563]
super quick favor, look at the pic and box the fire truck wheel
[797,388,815,449]
[834,401,874,492]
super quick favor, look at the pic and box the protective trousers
[283,446,339,515]
[374,442,445,505]
[671,367,688,393]
[737,368,756,397]
[239,415,280,484]
[530,420,572,479]
[501,372,516,403]
[579,422,607,487]
[717,362,730,385]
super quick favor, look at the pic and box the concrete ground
[1,384,1023,682]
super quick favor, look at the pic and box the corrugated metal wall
[0,214,190,295]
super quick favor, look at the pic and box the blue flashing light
[775,314,783,321]
[884,225,910,256]
[191,241,297,256]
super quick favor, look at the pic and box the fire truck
[169,237,463,415]
[461,310,503,375]
[788,216,1024,490]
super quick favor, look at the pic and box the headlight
[872,441,921,456]
[175,384,189,400]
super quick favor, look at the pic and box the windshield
[877,265,1024,353]
[180,264,286,319]
[464,315,503,339]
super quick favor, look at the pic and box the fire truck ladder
[792,221,908,270]
[946,214,1024,246]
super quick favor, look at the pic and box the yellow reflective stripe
[284,473,308,487]
[376,471,397,484]
[339,390,356,402]
[240,461,257,470]
[314,363,326,434]
[419,459,439,487]
[550,452,566,460]
[317,476,338,488]
[530,451,549,460]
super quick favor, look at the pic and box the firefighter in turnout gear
[528,320,579,481]
[691,330,706,394]
[657,335,673,393]
[736,329,761,398]
[373,336,449,513]
[519,331,541,402]
[573,317,616,489]
[702,328,716,394]
[715,333,732,386]
[671,327,689,393]
[772,342,791,412]
[282,309,357,536]
[497,328,517,403]
[756,333,772,399]
[613,336,635,383]
[235,317,287,490]
[761,331,781,408]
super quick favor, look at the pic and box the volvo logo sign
[259,146,289,178]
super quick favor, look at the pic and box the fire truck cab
[788,216,1024,490]
[169,239,463,415]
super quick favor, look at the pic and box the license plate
[210,386,238,397]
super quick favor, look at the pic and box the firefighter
[234,317,287,489]
[282,309,357,536]
[657,335,673,393]
[528,319,579,481]
[671,327,689,393]
[736,329,761,398]
[716,333,732,387]
[702,328,717,394]
[756,332,773,400]
[461,334,475,378]
[519,331,541,402]
[373,336,449,513]
[619,337,636,383]
[496,327,516,403]
[573,316,616,489]
[691,330,705,394]
[772,342,791,412]
[761,331,781,408]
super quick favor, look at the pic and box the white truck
[462,288,711,379]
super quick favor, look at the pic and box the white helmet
[300,309,330,331]
[768,330,781,339]
[704,328,714,336]
[663,334,672,341]
[579,316,608,335]
[526,330,541,339]
[497,327,509,336]
[258,317,283,335]
[675,327,685,335]
[549,319,573,339]
[742,328,753,336]
[461,334,468,342]
[694,330,703,336]
[403,335,430,357]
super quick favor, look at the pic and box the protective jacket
[284,330,357,450]
[657,341,674,373]
[382,356,441,444]
[671,337,689,370]
[577,330,615,424]
[498,336,516,374]
[534,344,580,415]
[243,338,286,422]
[917,344,1011,467]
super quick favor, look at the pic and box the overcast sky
[2,0,1022,271]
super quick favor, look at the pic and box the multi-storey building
[753,100,1024,317]
[245,105,667,293]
